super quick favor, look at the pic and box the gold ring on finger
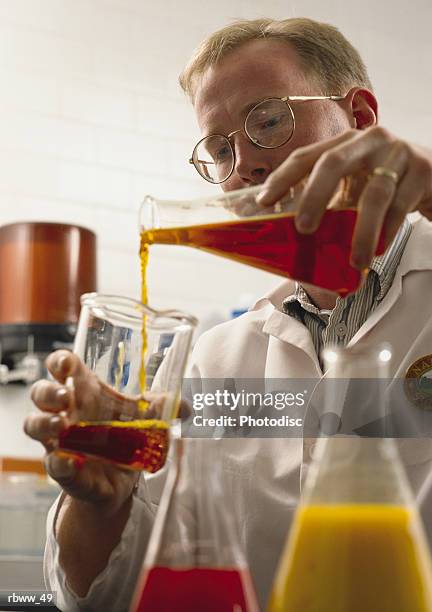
[371,166,400,185]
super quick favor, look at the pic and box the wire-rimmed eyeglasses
[189,95,345,184]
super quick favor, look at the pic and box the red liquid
[141,210,386,297]
[58,420,169,472]
[132,567,259,612]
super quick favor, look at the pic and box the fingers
[294,129,398,235]
[255,125,429,272]
[44,453,79,487]
[350,141,410,268]
[28,379,70,451]
[31,379,71,412]
[384,157,430,242]
[350,186,393,270]
[294,152,360,233]
[45,452,138,507]
[45,350,88,384]
[27,376,70,452]
[256,130,358,208]
[45,450,116,498]
[23,412,67,451]
[140,391,171,419]
[419,196,432,221]
[178,398,192,419]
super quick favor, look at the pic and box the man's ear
[344,87,378,129]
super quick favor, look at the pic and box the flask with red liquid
[140,180,386,298]
[130,437,260,612]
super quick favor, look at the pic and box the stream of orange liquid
[139,241,149,409]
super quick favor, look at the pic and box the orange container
[0,222,96,326]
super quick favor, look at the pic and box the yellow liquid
[138,239,180,422]
[268,504,432,612]
[139,241,149,410]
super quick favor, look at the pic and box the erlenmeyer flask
[130,438,260,612]
[140,182,386,297]
[268,344,432,612]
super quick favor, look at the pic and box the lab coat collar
[349,214,432,345]
[393,214,432,276]
[250,280,320,368]
[250,279,296,313]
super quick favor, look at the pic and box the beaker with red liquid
[131,438,260,611]
[56,293,197,472]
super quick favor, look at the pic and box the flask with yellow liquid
[268,344,432,612]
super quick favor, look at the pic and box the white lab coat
[45,214,432,612]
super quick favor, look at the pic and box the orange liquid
[132,566,259,612]
[141,210,386,297]
[58,419,169,472]
[139,242,149,410]
[268,504,432,612]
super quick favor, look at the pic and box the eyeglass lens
[192,98,295,183]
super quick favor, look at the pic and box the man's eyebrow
[240,98,264,117]
[203,97,268,137]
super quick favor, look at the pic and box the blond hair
[179,17,372,101]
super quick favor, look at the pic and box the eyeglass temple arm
[282,95,345,101]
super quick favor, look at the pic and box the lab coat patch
[404,354,432,409]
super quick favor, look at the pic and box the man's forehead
[194,39,313,129]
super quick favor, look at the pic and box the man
[25,17,432,611]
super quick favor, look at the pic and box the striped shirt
[282,218,412,367]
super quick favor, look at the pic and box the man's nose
[232,132,272,185]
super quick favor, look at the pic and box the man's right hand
[24,350,139,514]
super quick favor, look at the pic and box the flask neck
[146,438,247,569]
[302,344,414,507]
[303,435,415,507]
[320,345,392,436]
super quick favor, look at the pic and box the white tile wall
[0,0,431,456]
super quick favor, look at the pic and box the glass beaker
[139,182,386,298]
[130,438,260,612]
[56,293,197,472]
[268,344,432,612]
